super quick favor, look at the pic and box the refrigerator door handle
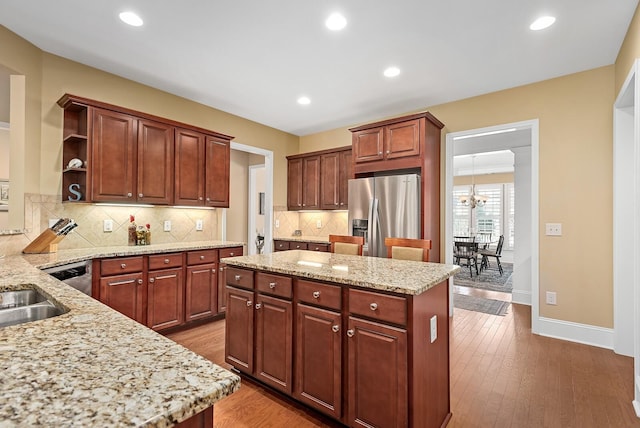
[369,198,380,257]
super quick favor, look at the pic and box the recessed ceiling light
[325,13,347,31]
[297,96,311,105]
[383,67,401,78]
[529,16,555,31]
[119,11,144,27]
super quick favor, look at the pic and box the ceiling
[0,1,638,136]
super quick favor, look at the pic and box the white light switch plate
[275,219,280,228]
[545,223,562,236]
[103,219,113,232]
[196,219,203,231]
[164,220,171,232]
[430,315,437,343]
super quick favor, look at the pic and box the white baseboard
[537,316,614,350]
[633,399,640,418]
[511,290,531,306]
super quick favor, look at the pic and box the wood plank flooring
[167,296,639,428]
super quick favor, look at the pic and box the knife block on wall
[22,229,66,254]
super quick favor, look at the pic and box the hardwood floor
[167,303,638,428]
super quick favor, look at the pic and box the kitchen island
[222,250,459,428]
[0,242,243,427]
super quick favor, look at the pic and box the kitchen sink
[0,288,67,328]
[0,289,48,309]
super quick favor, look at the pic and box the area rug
[453,262,513,293]
[453,294,511,316]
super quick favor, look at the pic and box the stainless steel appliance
[42,260,92,296]
[348,174,421,257]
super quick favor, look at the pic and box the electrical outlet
[545,223,562,236]
[163,220,171,232]
[546,291,557,305]
[430,315,437,343]
[275,219,280,228]
[103,219,113,232]
[316,220,322,229]
[196,219,203,231]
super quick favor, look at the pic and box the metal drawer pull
[332,325,340,333]
[229,252,235,256]
[370,303,378,311]
[219,267,224,272]
[149,278,155,283]
[269,282,276,289]
[200,255,205,260]
[127,193,132,197]
[138,193,143,198]
[108,279,135,286]
[235,274,241,281]
[246,300,252,307]
[120,263,127,269]
[164,259,170,264]
[212,269,216,273]
[255,303,262,310]
[137,279,143,284]
[346,329,354,337]
[312,291,320,299]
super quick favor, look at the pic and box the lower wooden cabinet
[99,271,145,324]
[225,285,254,373]
[217,246,244,313]
[185,249,218,322]
[273,239,329,252]
[147,266,184,331]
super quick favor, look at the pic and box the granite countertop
[0,241,244,427]
[273,235,330,244]
[222,250,460,295]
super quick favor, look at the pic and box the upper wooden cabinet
[287,146,351,211]
[57,94,233,206]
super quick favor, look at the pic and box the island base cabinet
[294,303,342,420]
[147,267,184,331]
[255,294,293,394]
[225,285,254,373]
[347,317,408,428]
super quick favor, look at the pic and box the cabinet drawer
[220,246,243,258]
[308,243,329,252]
[101,256,144,276]
[149,252,183,270]
[296,279,341,310]
[256,272,292,299]
[226,267,254,289]
[187,249,218,266]
[349,288,407,326]
[290,242,308,250]
[274,240,290,251]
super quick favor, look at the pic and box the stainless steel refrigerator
[348,174,421,257]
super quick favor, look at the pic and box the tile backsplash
[0,193,219,256]
[273,206,348,239]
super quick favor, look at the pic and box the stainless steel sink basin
[0,289,48,309]
[0,288,67,328]
[0,302,65,328]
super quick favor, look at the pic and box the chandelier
[459,156,488,209]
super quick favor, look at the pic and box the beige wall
[227,150,249,244]
[301,66,615,328]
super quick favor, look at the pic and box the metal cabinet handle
[347,329,354,337]
[219,267,224,272]
[137,279,143,284]
[334,203,338,206]
[332,325,340,333]
[108,279,135,286]
[269,282,276,289]
[200,255,205,260]
[235,274,241,281]
[378,151,382,155]
[198,196,203,201]
[312,291,320,299]
[120,263,127,269]
[164,259,170,264]
[138,193,143,198]
[302,204,306,207]
[229,252,235,256]
[149,278,155,283]
[246,300,252,307]
[370,303,378,311]
[206,197,211,202]
[127,193,132,197]
[212,269,216,273]
[386,150,390,154]
[255,303,262,310]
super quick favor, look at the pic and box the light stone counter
[0,241,244,427]
[222,250,460,295]
[273,235,330,244]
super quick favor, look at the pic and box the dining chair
[476,232,492,249]
[384,237,431,262]
[453,241,479,277]
[479,234,505,275]
[329,235,364,256]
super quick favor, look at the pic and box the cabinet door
[185,263,217,322]
[385,118,421,160]
[287,158,303,210]
[320,152,340,209]
[217,263,228,313]
[338,149,352,208]
[225,286,255,373]
[302,156,320,209]
[347,316,408,428]
[137,119,174,205]
[204,136,230,207]
[91,108,136,202]
[273,240,290,252]
[352,127,384,164]
[99,272,145,324]
[147,267,184,331]
[255,293,293,394]
[175,127,205,206]
[289,242,308,250]
[294,303,342,419]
